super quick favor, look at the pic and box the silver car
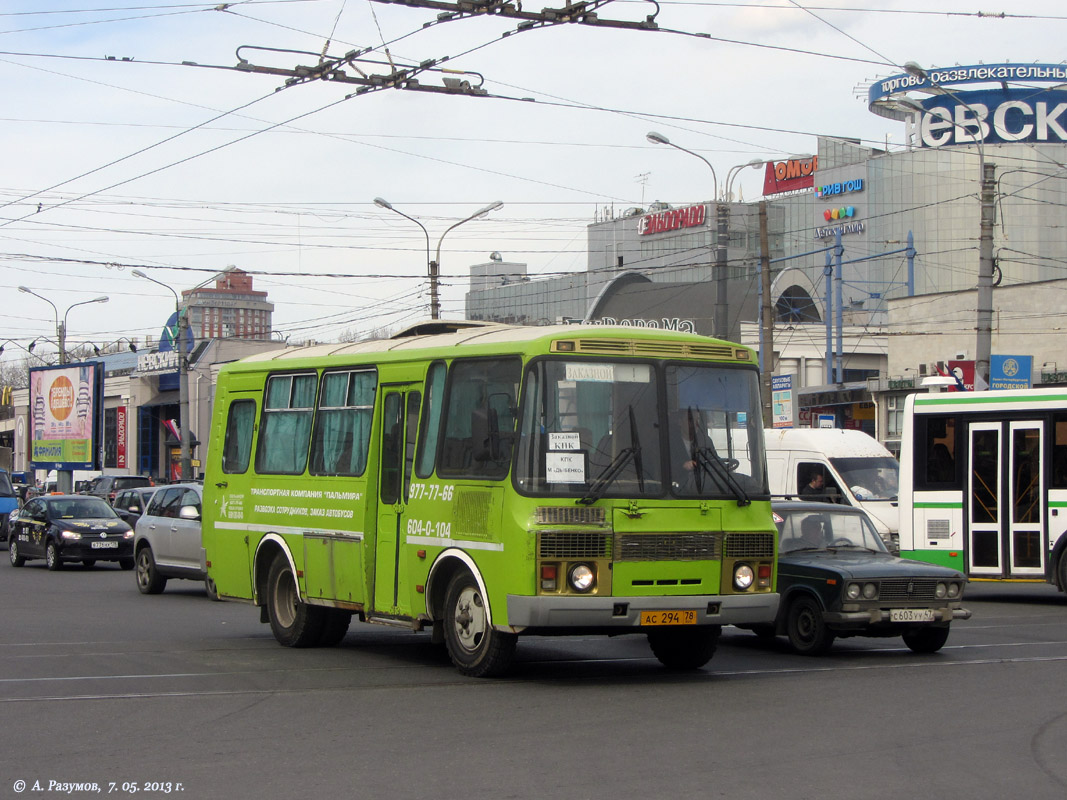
[134,483,217,599]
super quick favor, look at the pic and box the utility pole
[759,201,774,426]
[975,161,996,391]
[715,203,729,340]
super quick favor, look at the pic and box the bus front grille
[723,532,776,558]
[878,578,939,602]
[615,532,722,561]
[539,531,613,559]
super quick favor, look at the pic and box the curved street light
[17,287,108,365]
[374,198,504,320]
[132,269,192,480]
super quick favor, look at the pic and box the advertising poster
[29,363,100,470]
[771,374,795,428]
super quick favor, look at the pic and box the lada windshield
[514,359,767,500]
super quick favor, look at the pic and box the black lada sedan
[8,494,134,570]
[752,501,970,655]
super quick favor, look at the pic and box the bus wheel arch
[1050,530,1067,591]
[425,549,493,627]
[253,534,297,607]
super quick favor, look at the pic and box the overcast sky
[1,0,1064,359]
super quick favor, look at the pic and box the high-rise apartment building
[182,267,273,340]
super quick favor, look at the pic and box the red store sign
[116,405,127,469]
[638,204,706,236]
[763,156,818,196]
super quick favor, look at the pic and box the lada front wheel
[266,553,326,647]
[902,625,950,654]
[786,595,834,655]
[442,569,516,677]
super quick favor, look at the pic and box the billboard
[763,156,818,196]
[29,363,102,470]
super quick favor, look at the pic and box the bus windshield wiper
[578,406,643,505]
[693,443,751,507]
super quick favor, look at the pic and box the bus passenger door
[373,386,421,614]
[967,422,1002,575]
[1008,421,1044,576]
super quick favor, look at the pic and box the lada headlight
[862,582,877,599]
[935,582,947,599]
[846,583,861,600]
[947,582,961,598]
[733,564,755,590]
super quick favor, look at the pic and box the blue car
[0,470,18,542]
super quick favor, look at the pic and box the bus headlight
[568,564,595,593]
[733,564,755,591]
[846,583,861,600]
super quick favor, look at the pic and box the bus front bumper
[506,592,780,629]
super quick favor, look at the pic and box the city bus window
[310,370,376,476]
[415,362,447,479]
[222,399,256,474]
[1052,414,1067,489]
[919,415,958,487]
[438,358,521,480]
[256,373,316,474]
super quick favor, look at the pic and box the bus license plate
[91,541,118,549]
[640,610,697,626]
[890,608,935,623]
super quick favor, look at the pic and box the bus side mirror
[471,408,500,462]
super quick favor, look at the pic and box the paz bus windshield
[514,359,767,500]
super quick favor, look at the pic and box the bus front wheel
[647,625,720,670]
[442,570,516,677]
[266,553,325,648]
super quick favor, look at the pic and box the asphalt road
[2,562,1066,800]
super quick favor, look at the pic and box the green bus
[201,322,779,676]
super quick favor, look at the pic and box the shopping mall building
[466,63,1067,453]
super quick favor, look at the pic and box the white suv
[134,483,217,599]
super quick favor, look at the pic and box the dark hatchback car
[750,501,970,655]
[113,487,159,528]
[84,474,154,505]
[8,495,135,570]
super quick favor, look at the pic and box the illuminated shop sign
[763,156,818,196]
[822,206,855,222]
[905,90,1067,147]
[638,204,706,236]
[869,64,1067,107]
[815,179,863,197]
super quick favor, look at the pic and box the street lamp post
[375,198,504,320]
[132,270,191,481]
[17,288,109,493]
[647,132,728,339]
[902,61,994,390]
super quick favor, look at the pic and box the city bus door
[967,420,1046,578]
[1007,421,1044,577]
[373,385,421,614]
[967,422,1002,575]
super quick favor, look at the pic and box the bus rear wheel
[266,553,325,647]
[647,625,720,670]
[443,570,516,677]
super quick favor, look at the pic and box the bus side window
[256,373,317,475]
[310,370,376,477]
[1052,414,1067,489]
[438,357,521,480]
[919,415,958,486]
[222,399,256,474]
[415,362,447,479]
